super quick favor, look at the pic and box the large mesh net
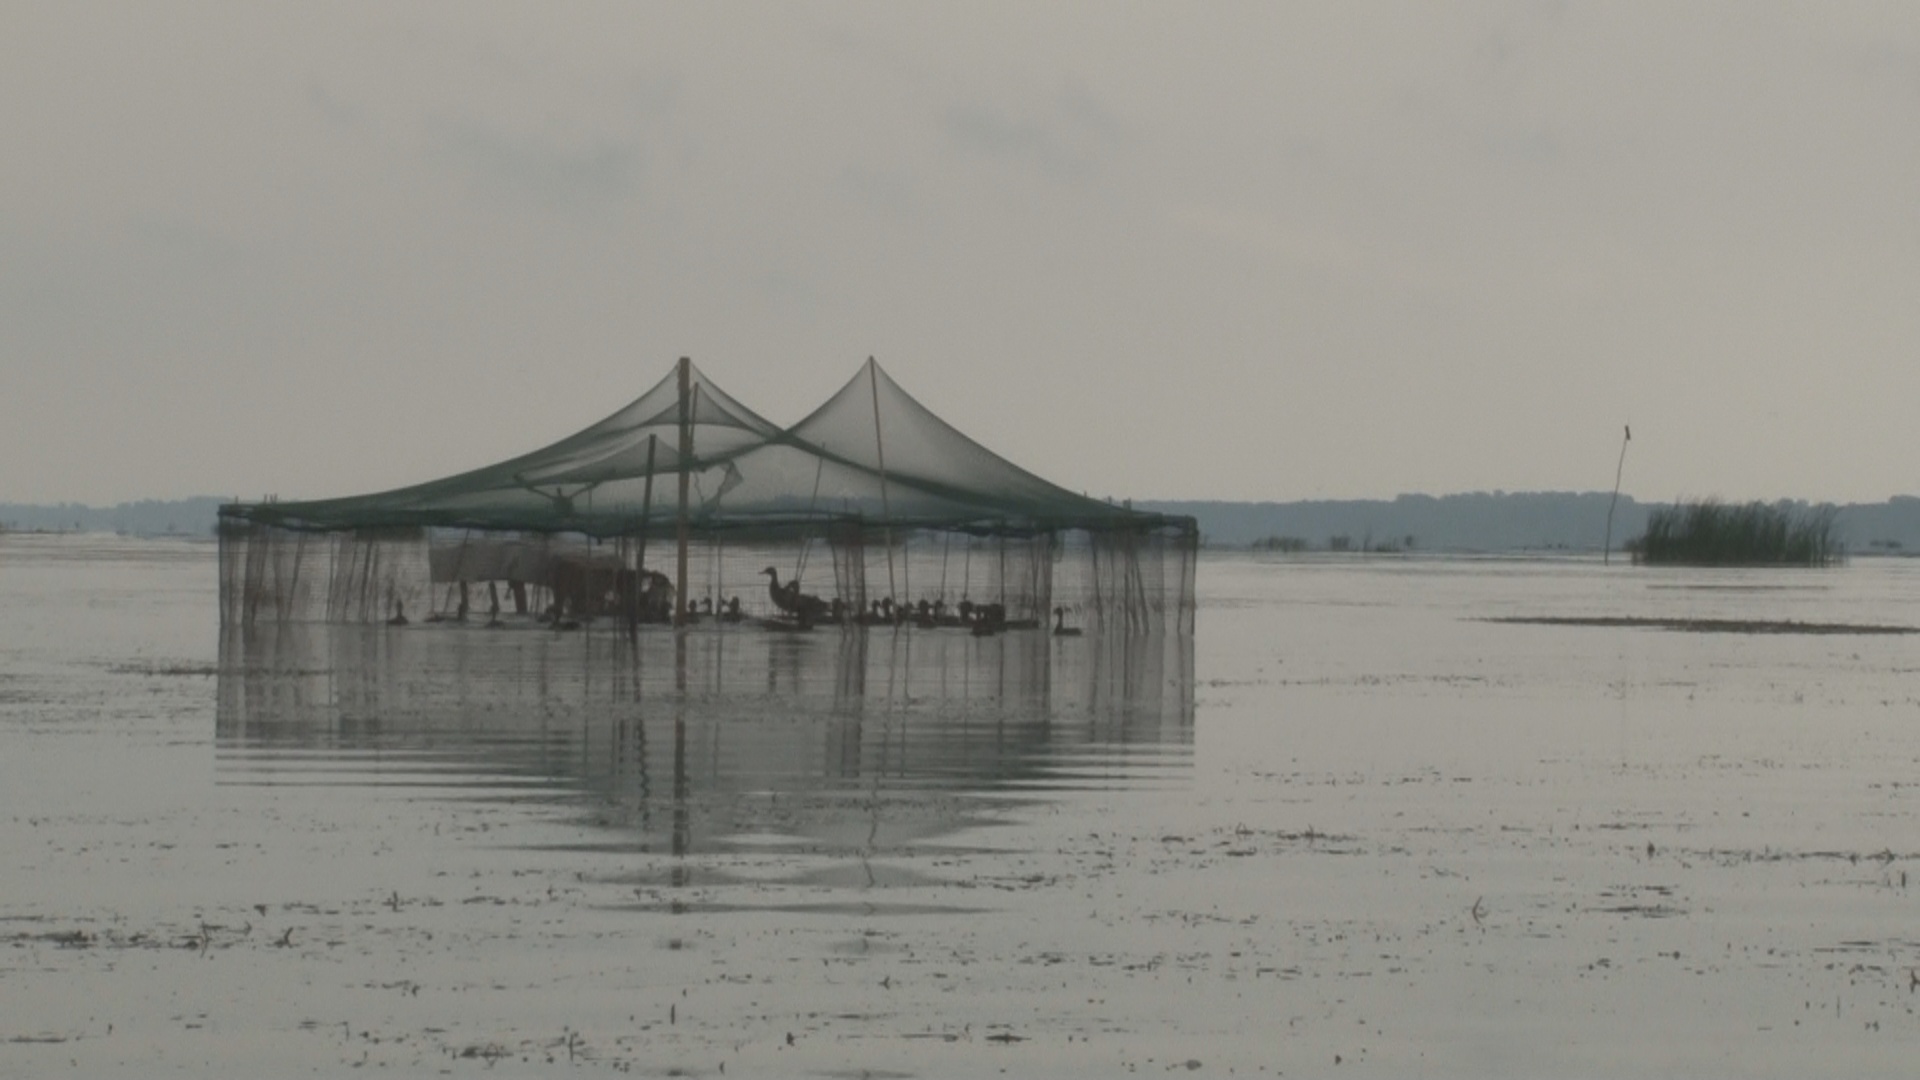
[220,359,1195,634]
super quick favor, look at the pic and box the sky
[4,2,1919,506]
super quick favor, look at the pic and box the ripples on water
[215,621,1195,858]
[36,536,1920,1074]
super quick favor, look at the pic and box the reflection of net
[214,624,1193,852]
[219,360,1195,632]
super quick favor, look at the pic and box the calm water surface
[6,534,1920,1076]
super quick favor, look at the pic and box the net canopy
[228,359,1175,539]
[220,358,1195,632]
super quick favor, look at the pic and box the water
[6,535,1920,1075]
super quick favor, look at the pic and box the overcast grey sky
[4,2,1918,506]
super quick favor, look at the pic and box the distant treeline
[1141,493,1920,555]
[9,493,1920,555]
[0,497,228,537]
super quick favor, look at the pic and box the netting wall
[221,520,1195,634]
[1053,524,1199,635]
[220,522,432,626]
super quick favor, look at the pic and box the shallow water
[6,535,1920,1076]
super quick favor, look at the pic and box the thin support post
[638,433,658,566]
[675,358,692,626]
[869,357,896,602]
[997,535,1006,609]
[1604,424,1631,565]
[796,454,826,582]
[629,433,658,635]
[938,529,952,600]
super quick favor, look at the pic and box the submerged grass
[1632,499,1842,567]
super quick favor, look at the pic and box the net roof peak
[778,358,1132,526]
[225,357,1187,538]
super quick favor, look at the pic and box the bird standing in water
[761,567,828,626]
[1052,606,1082,637]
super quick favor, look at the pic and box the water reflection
[216,623,1192,856]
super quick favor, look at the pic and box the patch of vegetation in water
[1631,499,1841,567]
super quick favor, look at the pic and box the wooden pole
[1604,424,1631,565]
[631,432,658,635]
[869,357,896,603]
[795,454,826,582]
[639,434,658,569]
[675,358,692,626]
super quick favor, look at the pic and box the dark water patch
[781,863,952,889]
[1486,616,1917,635]
[1646,584,1831,593]
[106,662,220,677]
[614,899,988,917]
[825,933,907,956]
[1588,904,1685,918]
[1695,847,1909,866]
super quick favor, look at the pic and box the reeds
[1632,498,1842,567]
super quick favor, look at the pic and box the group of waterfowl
[760,566,1082,636]
[680,596,747,624]
[385,569,1087,636]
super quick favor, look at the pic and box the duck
[1052,606,1082,637]
[761,567,829,625]
[762,566,800,611]
[977,602,1007,631]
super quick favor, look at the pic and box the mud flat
[7,536,1920,1076]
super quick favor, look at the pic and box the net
[220,358,1195,633]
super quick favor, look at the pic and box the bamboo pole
[1604,424,1631,565]
[627,434,657,635]
[675,358,693,626]
[639,433,658,568]
[869,357,896,603]
[795,454,826,582]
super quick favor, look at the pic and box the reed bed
[1632,499,1842,567]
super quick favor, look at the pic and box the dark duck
[761,567,829,627]
[1052,606,1082,637]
